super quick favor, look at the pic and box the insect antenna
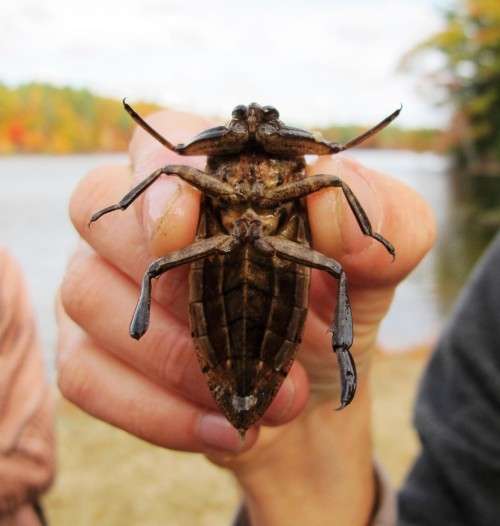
[123,98,180,152]
[333,104,402,152]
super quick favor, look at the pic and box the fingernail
[142,178,181,241]
[198,413,245,452]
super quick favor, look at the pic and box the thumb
[128,108,216,256]
[307,155,436,287]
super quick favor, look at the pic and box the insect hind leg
[253,235,357,409]
[332,271,355,409]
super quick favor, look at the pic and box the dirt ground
[43,347,431,526]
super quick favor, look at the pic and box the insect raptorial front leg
[130,234,238,339]
[254,236,356,409]
[259,174,395,258]
[260,106,401,156]
[124,99,247,155]
[89,165,241,224]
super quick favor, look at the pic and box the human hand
[58,108,435,525]
[58,109,309,456]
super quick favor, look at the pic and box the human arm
[398,233,500,526]
[0,249,55,525]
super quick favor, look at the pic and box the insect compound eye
[232,105,248,119]
[262,106,279,120]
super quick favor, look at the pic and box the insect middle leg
[259,174,395,257]
[254,235,356,408]
[130,234,238,339]
[89,165,241,224]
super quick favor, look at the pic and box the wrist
[233,376,375,526]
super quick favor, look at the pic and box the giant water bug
[90,100,399,437]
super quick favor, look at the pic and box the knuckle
[57,345,93,406]
[148,327,195,392]
[60,252,100,324]
[154,267,189,307]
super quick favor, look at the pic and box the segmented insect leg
[130,235,238,339]
[89,165,241,225]
[259,173,395,258]
[124,99,243,156]
[334,271,356,409]
[254,235,356,409]
[260,106,401,156]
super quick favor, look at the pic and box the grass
[43,346,430,525]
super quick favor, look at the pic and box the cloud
[1,0,448,127]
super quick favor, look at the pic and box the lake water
[0,151,493,373]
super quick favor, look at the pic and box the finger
[129,109,216,256]
[262,362,309,426]
[60,245,308,425]
[301,155,435,396]
[71,166,190,322]
[307,156,436,287]
[60,243,214,409]
[76,108,218,315]
[57,310,258,453]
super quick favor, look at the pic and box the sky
[2,0,450,128]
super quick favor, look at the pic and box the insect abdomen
[188,206,311,431]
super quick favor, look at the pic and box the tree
[0,82,161,154]
[404,0,500,173]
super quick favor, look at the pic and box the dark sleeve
[232,505,250,526]
[398,234,500,526]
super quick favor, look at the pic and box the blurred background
[1,0,499,524]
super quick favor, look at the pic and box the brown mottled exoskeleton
[90,100,399,437]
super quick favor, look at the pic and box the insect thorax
[205,152,306,237]
[206,152,306,188]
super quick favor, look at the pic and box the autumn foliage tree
[0,83,160,154]
[0,81,443,155]
[405,0,500,173]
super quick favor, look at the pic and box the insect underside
[90,100,399,437]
